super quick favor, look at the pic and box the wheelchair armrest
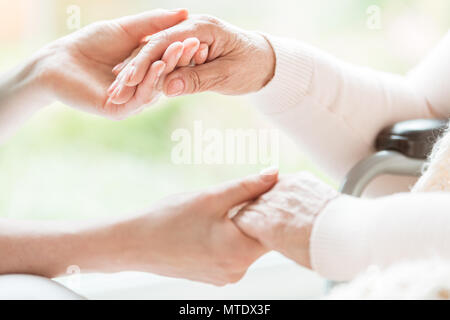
[375,119,448,160]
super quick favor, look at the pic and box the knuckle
[141,42,154,55]
[154,29,170,43]
[199,14,221,26]
[270,215,285,232]
[238,180,254,198]
[187,70,202,93]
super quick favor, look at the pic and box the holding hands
[5,7,341,284]
[105,13,276,108]
[106,37,209,111]
[24,9,275,121]
[124,169,340,284]
[234,172,340,269]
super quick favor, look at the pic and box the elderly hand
[33,9,188,120]
[112,169,278,285]
[0,170,278,284]
[233,172,340,269]
[110,14,276,104]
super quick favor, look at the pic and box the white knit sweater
[254,31,450,281]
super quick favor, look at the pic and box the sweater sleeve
[253,32,450,190]
[310,193,450,281]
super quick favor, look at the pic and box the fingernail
[153,64,166,87]
[259,166,279,182]
[112,63,123,74]
[167,78,185,97]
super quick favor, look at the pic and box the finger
[123,20,215,86]
[163,58,229,97]
[213,167,279,212]
[112,61,125,76]
[112,43,145,76]
[134,60,166,105]
[193,43,209,65]
[161,41,185,74]
[119,40,184,88]
[102,98,128,121]
[178,38,200,67]
[116,8,188,41]
[109,81,136,105]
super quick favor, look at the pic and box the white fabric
[254,32,450,281]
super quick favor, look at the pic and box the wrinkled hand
[118,169,278,285]
[233,172,339,269]
[112,14,276,104]
[36,9,188,120]
[107,37,208,111]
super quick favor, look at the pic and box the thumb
[214,167,279,212]
[163,60,227,97]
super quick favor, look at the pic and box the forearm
[0,216,133,278]
[0,51,53,143]
[253,35,445,183]
[311,192,450,281]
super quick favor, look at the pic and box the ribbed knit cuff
[252,35,314,115]
[310,195,372,281]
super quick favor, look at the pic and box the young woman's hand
[115,170,277,285]
[0,170,277,285]
[33,9,188,120]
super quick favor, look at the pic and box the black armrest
[375,119,448,159]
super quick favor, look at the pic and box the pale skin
[108,14,335,269]
[0,8,191,142]
[108,14,277,103]
[0,171,278,284]
[0,8,333,284]
[0,9,281,286]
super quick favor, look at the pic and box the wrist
[22,48,57,107]
[53,217,138,276]
[0,48,57,142]
[0,51,54,112]
[256,32,276,90]
[46,210,161,277]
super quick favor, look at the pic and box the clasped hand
[26,9,339,285]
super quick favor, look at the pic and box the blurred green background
[0,0,449,220]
